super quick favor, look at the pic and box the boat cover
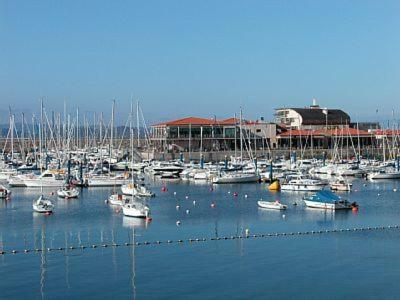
[308,190,340,203]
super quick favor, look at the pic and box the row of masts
[1,99,151,166]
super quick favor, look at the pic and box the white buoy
[282,214,286,219]
[176,220,181,226]
[245,228,250,236]
[228,191,231,194]
[377,193,381,196]
[186,209,190,214]
[394,189,397,192]
[193,200,196,205]
[174,191,177,195]
[176,205,180,210]
[185,195,189,199]
[244,194,248,198]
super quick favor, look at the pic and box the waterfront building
[150,116,280,153]
[275,99,350,130]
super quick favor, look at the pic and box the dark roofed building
[275,99,351,129]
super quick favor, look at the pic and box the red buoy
[233,192,238,197]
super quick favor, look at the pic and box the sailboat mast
[136,100,140,148]
[239,108,243,164]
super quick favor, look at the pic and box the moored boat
[303,190,357,210]
[257,200,287,210]
[33,195,54,213]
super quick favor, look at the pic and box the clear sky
[1,0,399,124]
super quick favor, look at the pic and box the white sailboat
[57,185,80,198]
[33,195,54,213]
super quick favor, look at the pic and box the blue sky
[1,0,399,124]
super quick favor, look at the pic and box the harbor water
[1,179,400,299]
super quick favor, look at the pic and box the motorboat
[212,172,260,184]
[281,174,327,191]
[33,195,54,213]
[57,185,80,198]
[330,177,352,191]
[257,200,287,210]
[368,168,400,180]
[303,190,357,210]
[24,170,65,187]
[0,184,11,198]
[121,183,155,197]
[122,200,150,218]
[87,172,130,187]
[107,193,129,206]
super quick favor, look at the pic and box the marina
[1,177,400,298]
[2,1,400,298]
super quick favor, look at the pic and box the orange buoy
[352,206,358,212]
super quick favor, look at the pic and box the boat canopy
[309,190,341,203]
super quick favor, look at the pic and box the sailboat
[122,124,151,218]
[33,194,54,213]
[33,120,54,213]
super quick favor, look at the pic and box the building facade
[275,100,350,130]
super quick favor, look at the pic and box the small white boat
[57,185,80,198]
[330,177,352,191]
[0,184,11,198]
[257,200,287,210]
[107,193,129,206]
[122,200,150,218]
[121,183,155,197]
[33,195,54,213]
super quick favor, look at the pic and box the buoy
[394,189,397,192]
[244,194,248,198]
[146,217,153,222]
[185,195,189,199]
[233,192,238,197]
[268,180,281,191]
[186,209,190,214]
[176,220,181,226]
[282,214,286,219]
[176,205,180,210]
[161,186,168,192]
[173,191,177,195]
[209,187,214,191]
[245,228,250,236]
[377,193,381,196]
[228,191,231,194]
[211,203,216,208]
[352,206,358,212]
[192,200,196,205]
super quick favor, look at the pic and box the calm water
[1,178,400,299]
